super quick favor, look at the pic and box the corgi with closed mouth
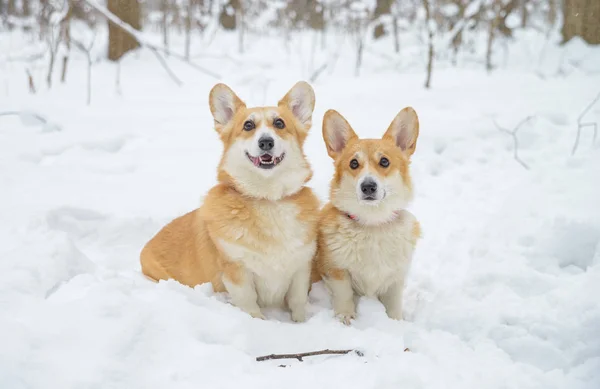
[140,81,320,322]
[314,107,422,324]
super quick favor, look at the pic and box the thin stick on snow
[256,349,363,362]
[81,0,220,81]
[0,111,47,123]
[26,68,36,94]
[571,91,600,155]
[494,115,535,170]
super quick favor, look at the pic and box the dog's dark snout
[258,136,274,151]
[361,179,378,196]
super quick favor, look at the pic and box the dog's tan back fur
[141,82,320,321]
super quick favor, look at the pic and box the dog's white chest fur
[218,201,315,307]
[331,210,416,297]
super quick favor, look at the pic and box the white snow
[1,26,600,389]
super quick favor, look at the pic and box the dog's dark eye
[273,118,285,129]
[350,159,359,170]
[243,121,255,131]
[379,157,390,168]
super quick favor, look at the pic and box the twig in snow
[256,349,363,362]
[26,69,36,94]
[493,115,535,170]
[82,0,220,81]
[571,91,600,155]
[0,111,47,123]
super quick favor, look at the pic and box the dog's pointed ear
[278,81,315,130]
[209,83,246,132]
[383,107,419,157]
[322,110,357,159]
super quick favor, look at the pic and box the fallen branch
[572,91,600,155]
[82,0,220,81]
[26,69,36,94]
[0,111,61,132]
[0,111,47,123]
[494,115,535,170]
[256,349,362,362]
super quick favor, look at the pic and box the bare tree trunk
[355,37,363,77]
[562,0,600,45]
[486,20,495,72]
[372,0,393,39]
[107,0,142,61]
[60,56,69,82]
[321,3,327,50]
[520,0,528,28]
[73,37,95,105]
[237,1,244,54]
[7,0,15,15]
[392,15,400,53]
[85,52,92,105]
[486,1,501,73]
[47,48,56,88]
[61,10,72,83]
[161,0,169,55]
[423,0,434,89]
[184,2,192,60]
[547,0,557,26]
[22,0,31,16]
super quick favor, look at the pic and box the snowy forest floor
[1,29,600,389]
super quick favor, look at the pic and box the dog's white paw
[291,309,306,323]
[336,311,356,326]
[387,311,403,321]
[248,310,266,320]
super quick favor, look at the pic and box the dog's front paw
[386,308,403,321]
[248,310,266,320]
[335,311,356,326]
[291,308,306,323]
[387,312,402,321]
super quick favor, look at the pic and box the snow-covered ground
[1,29,600,389]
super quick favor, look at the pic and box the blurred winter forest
[0,0,598,94]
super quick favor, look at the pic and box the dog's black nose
[361,180,378,196]
[258,136,274,151]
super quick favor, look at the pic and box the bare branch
[572,91,600,155]
[309,63,328,83]
[493,116,535,170]
[72,36,96,105]
[148,47,183,86]
[82,0,220,81]
[256,349,363,362]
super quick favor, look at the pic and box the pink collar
[345,210,403,224]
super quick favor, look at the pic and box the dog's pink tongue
[260,154,273,163]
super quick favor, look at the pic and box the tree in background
[562,0,600,44]
[108,0,141,61]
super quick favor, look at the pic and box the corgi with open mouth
[140,82,320,321]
